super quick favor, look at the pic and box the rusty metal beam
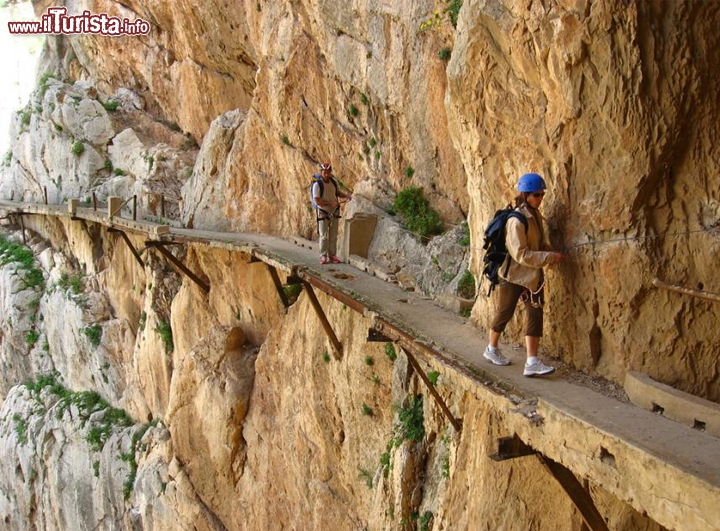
[400,346,463,432]
[146,241,209,293]
[299,272,366,313]
[18,213,26,244]
[539,455,610,531]
[266,263,289,308]
[489,436,609,531]
[109,228,144,268]
[302,280,342,359]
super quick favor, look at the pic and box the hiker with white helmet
[312,163,352,265]
[483,172,564,376]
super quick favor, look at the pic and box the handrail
[652,277,720,303]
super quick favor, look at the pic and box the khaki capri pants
[489,281,544,337]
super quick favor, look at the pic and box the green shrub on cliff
[393,186,444,241]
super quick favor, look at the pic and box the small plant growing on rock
[17,108,31,128]
[395,395,425,443]
[445,0,463,28]
[102,100,119,112]
[38,72,55,98]
[12,414,29,444]
[25,329,39,346]
[357,467,373,489]
[459,221,470,246]
[385,343,397,362]
[380,440,393,478]
[121,420,157,500]
[82,324,102,348]
[155,321,174,354]
[457,270,476,299]
[71,140,85,157]
[282,283,302,305]
[0,235,46,291]
[418,511,433,531]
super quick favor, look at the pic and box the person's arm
[506,217,561,267]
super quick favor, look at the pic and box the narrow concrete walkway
[2,200,719,531]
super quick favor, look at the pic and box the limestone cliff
[1,0,718,530]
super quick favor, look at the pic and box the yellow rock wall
[35,0,720,399]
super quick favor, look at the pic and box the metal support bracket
[146,241,209,293]
[539,455,610,531]
[109,228,144,268]
[490,435,609,531]
[266,264,289,308]
[400,346,463,432]
[18,213,26,244]
[302,280,342,359]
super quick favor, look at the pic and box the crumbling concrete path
[2,200,719,531]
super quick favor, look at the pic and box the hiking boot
[483,346,511,366]
[329,256,342,264]
[319,255,329,265]
[523,359,555,377]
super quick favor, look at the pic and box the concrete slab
[625,371,720,437]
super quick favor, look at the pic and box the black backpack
[482,206,528,295]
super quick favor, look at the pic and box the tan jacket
[500,204,557,291]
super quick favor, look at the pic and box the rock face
[1,0,719,530]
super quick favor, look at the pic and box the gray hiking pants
[318,216,339,257]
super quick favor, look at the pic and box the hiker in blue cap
[483,172,564,376]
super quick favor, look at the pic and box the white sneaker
[523,360,555,377]
[483,346,511,366]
